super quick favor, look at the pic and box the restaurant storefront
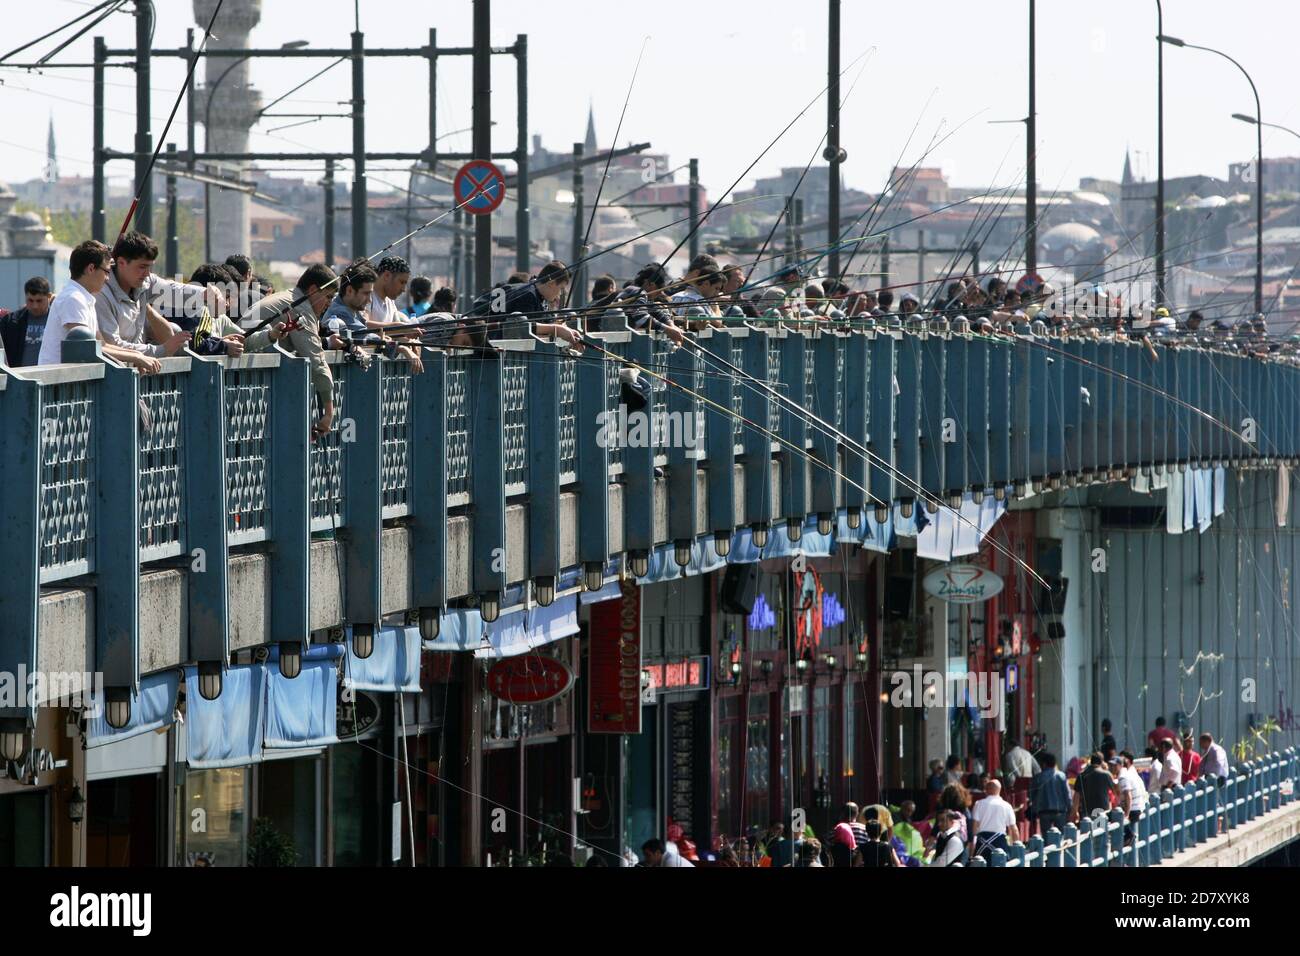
[1,705,80,866]
[713,549,878,844]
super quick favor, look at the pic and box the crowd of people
[624,717,1239,868]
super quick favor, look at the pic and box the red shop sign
[588,580,643,734]
[486,655,574,705]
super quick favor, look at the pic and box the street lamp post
[201,40,308,262]
[1159,34,1263,316]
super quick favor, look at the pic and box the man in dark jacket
[1,276,53,367]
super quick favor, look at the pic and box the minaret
[43,114,58,184]
[194,0,262,259]
[584,102,598,156]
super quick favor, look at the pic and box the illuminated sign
[822,592,846,629]
[747,593,776,632]
[643,656,711,693]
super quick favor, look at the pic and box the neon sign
[747,593,776,632]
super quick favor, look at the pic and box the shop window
[332,743,381,865]
[180,768,247,867]
[745,693,770,829]
[843,682,858,783]
[0,791,47,866]
[259,757,321,866]
[717,696,740,836]
[813,686,831,791]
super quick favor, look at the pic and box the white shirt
[370,290,413,326]
[1159,751,1183,789]
[1118,766,1148,812]
[971,794,1018,834]
[37,279,98,366]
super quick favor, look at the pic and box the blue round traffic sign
[453,160,507,215]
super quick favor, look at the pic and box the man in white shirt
[971,778,1020,861]
[1002,737,1042,780]
[38,240,161,374]
[1198,733,1230,783]
[1117,752,1148,846]
[1157,739,1183,790]
[369,255,419,330]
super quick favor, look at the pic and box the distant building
[1229,156,1300,195]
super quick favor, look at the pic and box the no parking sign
[453,159,507,215]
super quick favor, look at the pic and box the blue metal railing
[381,358,414,519]
[224,356,276,544]
[138,362,188,561]
[973,748,1298,867]
[36,369,101,582]
[7,325,1300,712]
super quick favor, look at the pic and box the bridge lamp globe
[584,562,606,592]
[750,523,770,549]
[534,576,556,608]
[817,513,834,536]
[419,607,441,641]
[197,661,223,701]
[713,531,732,558]
[673,540,692,569]
[105,688,131,730]
[477,594,501,625]
[786,517,803,541]
[0,719,27,762]
[278,642,302,680]
[352,624,376,659]
[628,550,650,578]
[846,507,862,530]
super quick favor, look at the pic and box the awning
[426,594,580,657]
[86,669,180,749]
[265,645,342,750]
[344,625,422,692]
[185,662,266,769]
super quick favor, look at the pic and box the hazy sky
[2,0,1298,200]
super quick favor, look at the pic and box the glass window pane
[183,768,246,867]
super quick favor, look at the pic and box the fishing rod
[740,51,875,287]
[117,0,224,241]
[566,35,650,311]
[575,334,1050,588]
[660,46,875,270]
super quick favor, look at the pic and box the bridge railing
[973,748,1298,867]
[5,321,1300,724]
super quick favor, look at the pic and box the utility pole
[451,207,463,303]
[826,0,841,280]
[92,35,106,242]
[688,158,701,262]
[572,142,586,308]
[165,144,179,277]
[785,194,797,266]
[880,235,890,293]
[472,0,493,293]
[351,30,367,260]
[1155,0,1166,306]
[134,0,154,237]
[323,158,336,267]
[794,198,804,261]
[515,34,530,273]
[1025,0,1037,278]
[917,230,926,302]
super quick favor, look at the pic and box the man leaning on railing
[35,239,160,374]
[245,263,338,441]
